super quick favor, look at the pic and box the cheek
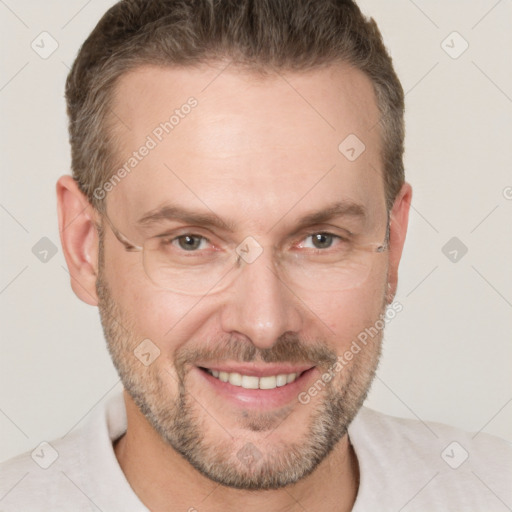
[103,249,210,349]
[305,267,387,346]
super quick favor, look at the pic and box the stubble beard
[96,239,385,490]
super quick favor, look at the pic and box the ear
[56,175,100,306]
[386,182,413,304]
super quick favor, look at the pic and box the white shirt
[1,392,510,511]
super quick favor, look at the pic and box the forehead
[107,63,384,230]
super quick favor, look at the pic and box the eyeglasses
[102,213,390,296]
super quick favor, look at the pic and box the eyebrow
[137,204,235,231]
[136,200,367,232]
[292,201,367,229]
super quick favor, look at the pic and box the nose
[219,251,303,350]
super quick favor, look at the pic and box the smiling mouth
[199,368,311,390]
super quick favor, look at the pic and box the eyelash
[159,230,351,252]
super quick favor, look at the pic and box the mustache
[174,331,338,374]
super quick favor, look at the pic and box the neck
[115,391,359,512]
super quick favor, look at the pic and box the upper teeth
[207,370,299,390]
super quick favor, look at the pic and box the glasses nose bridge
[227,242,297,312]
[234,237,270,263]
[232,239,283,281]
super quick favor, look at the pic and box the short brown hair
[66,0,405,213]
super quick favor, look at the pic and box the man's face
[97,63,390,489]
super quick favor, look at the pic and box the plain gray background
[1,0,511,463]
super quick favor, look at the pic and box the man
[1,0,510,510]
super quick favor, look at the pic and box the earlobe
[56,175,100,306]
[386,182,413,304]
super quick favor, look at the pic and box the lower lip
[195,366,318,409]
